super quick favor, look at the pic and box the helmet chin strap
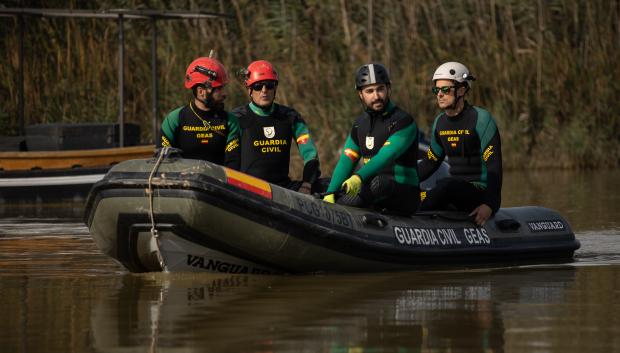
[196,83,223,110]
[449,83,467,111]
[200,94,217,109]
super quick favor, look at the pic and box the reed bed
[1,0,618,169]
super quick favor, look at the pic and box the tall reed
[0,0,618,169]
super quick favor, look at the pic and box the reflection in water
[0,219,123,277]
[0,249,618,352]
[502,169,620,232]
[0,200,86,219]
[86,268,583,353]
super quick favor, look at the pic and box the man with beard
[160,56,240,164]
[323,63,420,215]
[226,60,323,194]
[419,61,503,226]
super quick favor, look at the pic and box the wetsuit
[419,102,502,213]
[327,101,420,214]
[226,102,322,190]
[160,101,240,164]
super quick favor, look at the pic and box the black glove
[302,159,320,184]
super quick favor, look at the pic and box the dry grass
[1,0,618,169]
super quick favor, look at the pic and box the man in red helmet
[160,56,240,164]
[226,60,323,194]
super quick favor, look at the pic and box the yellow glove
[341,174,362,196]
[323,193,335,203]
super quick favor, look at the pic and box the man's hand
[298,182,312,195]
[469,204,493,226]
[323,193,335,203]
[341,175,362,196]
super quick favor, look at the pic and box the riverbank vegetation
[1,0,618,169]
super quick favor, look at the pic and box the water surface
[0,169,618,352]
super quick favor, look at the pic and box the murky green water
[1,169,619,352]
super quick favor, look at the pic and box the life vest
[433,104,492,183]
[355,106,418,177]
[162,104,230,163]
[234,104,297,185]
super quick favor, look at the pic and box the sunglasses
[251,81,277,91]
[432,86,456,95]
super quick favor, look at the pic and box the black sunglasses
[251,81,277,91]
[432,86,456,95]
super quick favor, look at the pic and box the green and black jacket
[419,103,503,212]
[160,101,240,164]
[226,102,320,186]
[327,101,420,193]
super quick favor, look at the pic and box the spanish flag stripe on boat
[224,168,272,199]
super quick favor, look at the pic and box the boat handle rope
[147,147,169,272]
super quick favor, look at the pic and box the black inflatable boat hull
[84,155,580,274]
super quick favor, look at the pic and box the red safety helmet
[184,57,228,89]
[244,60,278,87]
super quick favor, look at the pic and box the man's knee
[368,175,395,199]
[336,194,365,207]
[420,178,457,210]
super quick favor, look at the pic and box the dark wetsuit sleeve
[160,107,183,147]
[477,114,502,212]
[224,113,241,170]
[418,115,446,181]
[355,120,418,182]
[326,130,360,193]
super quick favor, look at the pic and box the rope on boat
[147,147,169,272]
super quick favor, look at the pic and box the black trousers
[420,177,484,213]
[336,175,420,215]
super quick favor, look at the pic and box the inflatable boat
[84,148,580,274]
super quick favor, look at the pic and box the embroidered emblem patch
[365,136,374,149]
[263,126,275,138]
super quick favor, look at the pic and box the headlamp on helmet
[432,61,476,88]
[184,57,228,90]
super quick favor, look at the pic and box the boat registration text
[294,197,353,228]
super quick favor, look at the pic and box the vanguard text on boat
[84,148,580,274]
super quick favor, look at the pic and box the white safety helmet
[432,61,476,87]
